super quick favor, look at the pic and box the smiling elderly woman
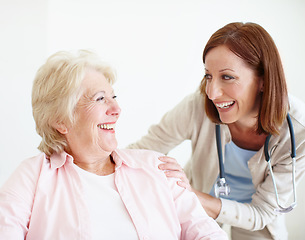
[0,50,227,240]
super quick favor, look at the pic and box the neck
[74,155,115,176]
[228,122,267,151]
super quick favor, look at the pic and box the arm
[215,150,305,230]
[159,156,222,219]
[128,92,199,154]
[0,156,41,238]
[167,175,228,240]
[160,147,305,231]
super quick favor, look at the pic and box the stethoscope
[214,114,297,213]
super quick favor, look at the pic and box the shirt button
[235,216,239,220]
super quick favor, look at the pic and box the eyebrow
[220,68,235,72]
[89,91,104,98]
[205,68,235,73]
[91,90,115,98]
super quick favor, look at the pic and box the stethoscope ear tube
[215,124,225,178]
[264,114,296,161]
[287,114,296,158]
[264,134,272,162]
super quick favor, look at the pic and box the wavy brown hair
[200,22,288,135]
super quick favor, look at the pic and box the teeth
[216,101,234,109]
[98,124,115,130]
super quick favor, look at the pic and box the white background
[0,0,304,238]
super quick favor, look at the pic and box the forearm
[127,124,178,154]
[128,92,199,153]
[192,188,222,219]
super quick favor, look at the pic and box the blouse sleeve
[167,177,228,240]
[0,156,42,239]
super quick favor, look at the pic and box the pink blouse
[0,148,227,240]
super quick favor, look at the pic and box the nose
[205,79,223,100]
[106,98,121,117]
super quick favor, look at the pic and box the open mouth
[97,123,115,130]
[215,101,235,109]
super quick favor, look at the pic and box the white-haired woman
[0,50,227,240]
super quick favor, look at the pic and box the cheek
[204,82,210,96]
[82,103,101,123]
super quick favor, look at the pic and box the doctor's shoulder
[288,94,305,127]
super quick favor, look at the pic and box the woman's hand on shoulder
[158,156,222,219]
[158,156,192,191]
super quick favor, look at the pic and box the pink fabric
[0,149,227,240]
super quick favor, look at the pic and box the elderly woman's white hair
[32,50,116,156]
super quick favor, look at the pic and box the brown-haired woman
[129,22,305,239]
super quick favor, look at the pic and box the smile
[215,101,235,109]
[97,123,115,130]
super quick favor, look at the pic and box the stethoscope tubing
[264,114,295,162]
[215,113,297,212]
[215,124,225,179]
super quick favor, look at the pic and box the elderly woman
[0,50,227,239]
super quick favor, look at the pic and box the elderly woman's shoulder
[113,148,164,169]
[15,153,47,171]
[1,153,47,191]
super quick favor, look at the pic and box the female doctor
[128,22,305,239]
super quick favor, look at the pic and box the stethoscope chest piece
[214,177,230,198]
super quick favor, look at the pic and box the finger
[159,162,183,171]
[177,181,192,191]
[164,169,186,179]
[158,156,178,163]
[165,171,190,188]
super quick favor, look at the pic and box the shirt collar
[111,149,142,170]
[48,149,141,171]
[49,151,74,170]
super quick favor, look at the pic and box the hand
[158,156,192,191]
[158,156,221,219]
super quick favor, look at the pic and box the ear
[53,122,68,135]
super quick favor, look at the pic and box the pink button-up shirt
[0,149,227,240]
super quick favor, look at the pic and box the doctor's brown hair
[200,22,288,135]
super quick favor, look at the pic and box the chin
[106,142,118,152]
[219,117,236,125]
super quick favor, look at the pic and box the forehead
[81,69,112,94]
[205,45,249,70]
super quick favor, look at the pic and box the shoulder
[181,89,205,108]
[174,89,207,124]
[0,153,47,204]
[288,94,305,141]
[113,149,164,170]
[289,94,305,127]
[8,153,47,181]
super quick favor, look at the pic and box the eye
[96,96,105,101]
[113,95,117,99]
[222,75,234,80]
[204,74,212,80]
